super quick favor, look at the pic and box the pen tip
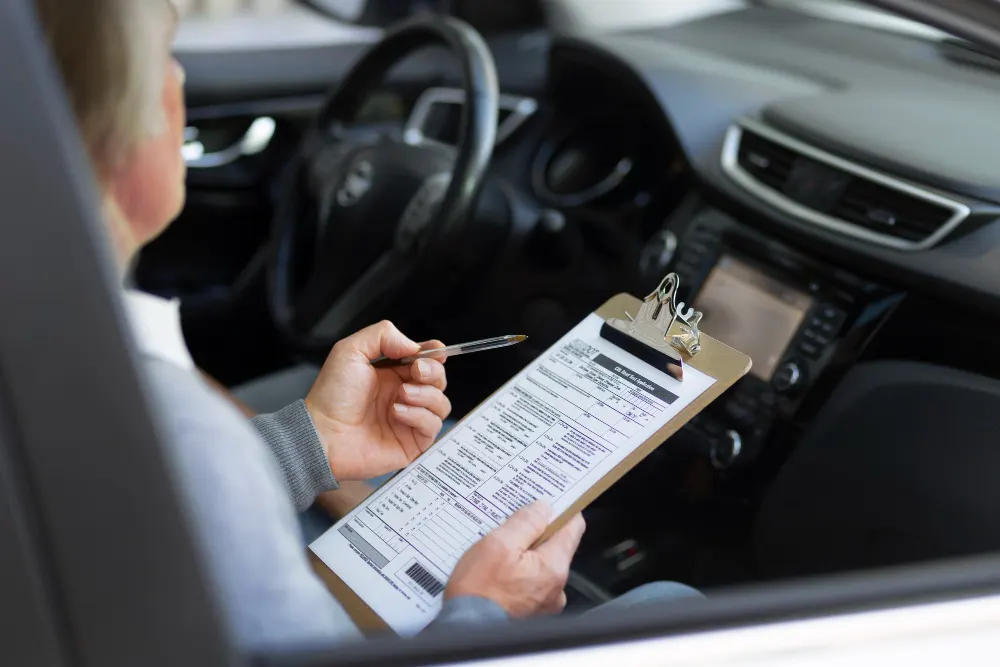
[514,335,529,343]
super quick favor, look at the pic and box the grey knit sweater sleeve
[426,596,509,631]
[142,359,527,648]
[247,401,514,633]
[249,400,338,512]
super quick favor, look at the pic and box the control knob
[639,230,677,276]
[710,430,743,470]
[773,360,805,394]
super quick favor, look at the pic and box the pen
[371,335,529,368]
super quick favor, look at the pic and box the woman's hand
[304,320,451,482]
[445,503,586,618]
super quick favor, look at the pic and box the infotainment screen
[695,256,814,381]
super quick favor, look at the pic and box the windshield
[555,0,955,39]
[174,1,543,48]
[173,1,955,54]
[761,0,951,40]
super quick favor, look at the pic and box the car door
[0,1,237,665]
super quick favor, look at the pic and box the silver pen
[371,335,528,368]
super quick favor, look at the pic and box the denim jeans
[584,581,703,612]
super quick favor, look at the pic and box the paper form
[310,314,716,635]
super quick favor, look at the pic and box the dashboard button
[817,307,847,328]
[799,341,822,358]
[809,317,842,337]
[802,329,831,346]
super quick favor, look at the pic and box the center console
[641,206,903,471]
[581,204,905,592]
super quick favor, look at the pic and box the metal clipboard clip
[600,273,704,381]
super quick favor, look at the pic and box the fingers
[540,590,568,616]
[409,358,447,391]
[418,340,447,361]
[337,320,421,362]
[536,513,586,567]
[492,502,554,551]
[391,404,444,446]
[532,515,584,617]
[399,384,452,421]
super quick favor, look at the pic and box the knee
[618,581,704,606]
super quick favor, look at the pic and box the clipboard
[309,274,752,634]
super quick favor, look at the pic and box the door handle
[181,116,276,169]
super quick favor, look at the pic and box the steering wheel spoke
[306,250,415,341]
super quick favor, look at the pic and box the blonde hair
[33,0,175,175]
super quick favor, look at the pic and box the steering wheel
[269,17,499,351]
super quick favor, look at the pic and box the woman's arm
[200,370,374,519]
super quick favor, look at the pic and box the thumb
[535,513,586,566]
[342,320,420,361]
[491,502,554,551]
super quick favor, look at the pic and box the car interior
[8,0,1000,663]
[149,0,1000,604]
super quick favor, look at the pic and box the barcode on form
[404,562,445,597]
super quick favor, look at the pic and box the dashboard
[156,4,1000,590]
[169,4,1000,452]
[178,5,1000,306]
[574,8,1000,310]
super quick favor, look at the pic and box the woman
[32,0,595,650]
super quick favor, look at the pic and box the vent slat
[832,178,954,242]
[736,129,960,245]
[840,193,944,218]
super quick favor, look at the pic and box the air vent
[831,178,956,243]
[722,121,970,251]
[737,130,798,191]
